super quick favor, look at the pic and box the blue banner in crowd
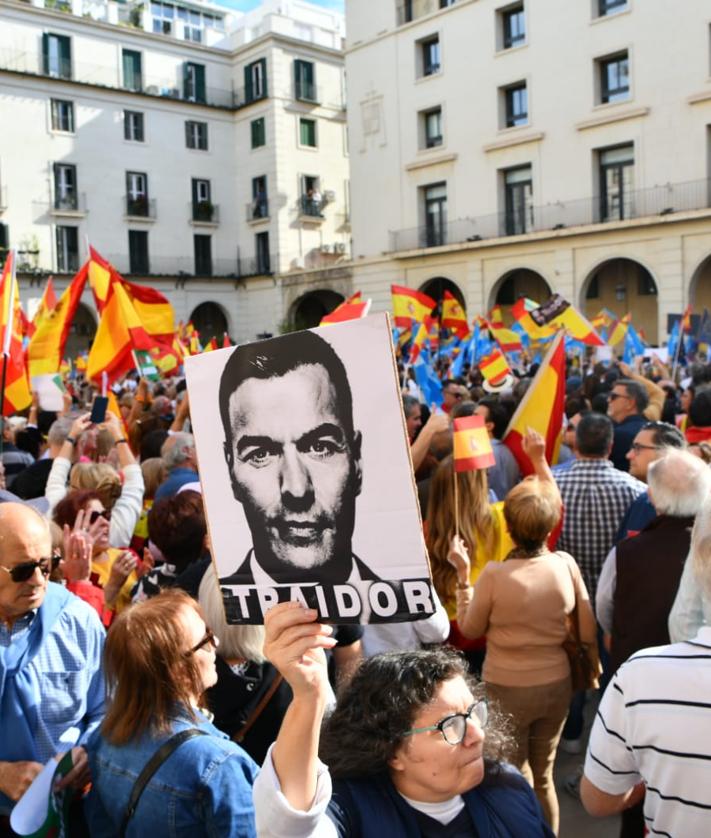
[413,354,443,407]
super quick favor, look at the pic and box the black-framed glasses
[0,557,54,584]
[609,392,630,402]
[403,699,488,745]
[89,509,110,525]
[186,627,219,656]
[630,442,662,453]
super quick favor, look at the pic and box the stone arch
[190,301,230,342]
[66,302,97,359]
[689,253,711,313]
[580,257,659,344]
[488,269,552,324]
[418,277,465,310]
[289,289,345,331]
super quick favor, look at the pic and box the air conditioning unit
[321,244,332,253]
[334,242,346,253]
[323,190,336,203]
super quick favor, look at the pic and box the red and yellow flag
[25,276,58,339]
[479,348,511,385]
[391,285,436,329]
[503,332,566,475]
[681,304,693,333]
[28,265,89,377]
[488,320,523,353]
[320,292,371,326]
[530,294,604,346]
[0,252,32,414]
[511,297,556,341]
[441,291,469,338]
[608,313,631,347]
[453,415,495,472]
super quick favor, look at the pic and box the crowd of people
[0,347,710,837]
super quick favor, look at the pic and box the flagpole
[453,467,460,543]
[0,251,17,457]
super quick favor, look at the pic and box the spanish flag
[28,265,88,377]
[681,304,693,333]
[503,332,566,475]
[0,252,32,414]
[608,313,631,347]
[488,320,523,354]
[391,285,436,329]
[511,297,556,341]
[530,294,604,346]
[453,414,495,472]
[441,291,469,338]
[26,276,58,339]
[479,348,511,385]
[320,292,372,326]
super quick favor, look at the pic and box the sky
[216,0,344,12]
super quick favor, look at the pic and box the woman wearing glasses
[85,588,258,837]
[253,602,553,837]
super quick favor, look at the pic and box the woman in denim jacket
[85,589,258,837]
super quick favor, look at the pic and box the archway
[290,289,345,331]
[581,258,658,344]
[689,254,711,313]
[66,302,96,359]
[190,301,229,342]
[419,277,465,310]
[489,269,551,324]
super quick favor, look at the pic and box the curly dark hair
[319,648,513,780]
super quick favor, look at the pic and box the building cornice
[575,105,650,132]
[483,131,545,153]
[404,152,458,171]
[688,89,711,106]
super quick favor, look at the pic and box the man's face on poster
[225,363,362,580]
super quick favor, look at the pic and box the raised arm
[410,409,449,473]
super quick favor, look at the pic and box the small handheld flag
[453,415,495,472]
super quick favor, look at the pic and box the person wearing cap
[0,502,105,823]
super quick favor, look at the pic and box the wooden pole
[453,466,460,542]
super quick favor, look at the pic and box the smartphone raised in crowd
[90,396,109,425]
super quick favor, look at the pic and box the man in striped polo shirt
[581,627,711,835]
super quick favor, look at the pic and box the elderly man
[155,432,199,501]
[607,379,649,472]
[0,503,105,820]
[10,417,72,501]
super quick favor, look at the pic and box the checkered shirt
[555,459,645,603]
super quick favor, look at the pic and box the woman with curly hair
[253,602,554,837]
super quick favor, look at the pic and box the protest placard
[185,313,434,624]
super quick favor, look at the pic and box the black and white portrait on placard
[184,313,434,624]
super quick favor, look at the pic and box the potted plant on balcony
[195,200,214,222]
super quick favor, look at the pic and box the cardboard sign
[31,374,66,412]
[185,313,434,625]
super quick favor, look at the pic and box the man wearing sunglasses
[0,503,105,821]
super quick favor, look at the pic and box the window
[50,99,74,132]
[422,182,447,247]
[598,0,627,16]
[294,59,316,102]
[194,234,212,276]
[151,1,174,35]
[585,275,600,299]
[504,82,528,127]
[245,58,267,103]
[421,107,443,148]
[122,49,142,92]
[251,176,268,219]
[300,175,322,216]
[126,171,149,216]
[183,62,206,103]
[251,117,266,149]
[183,9,203,42]
[53,163,77,210]
[56,226,78,272]
[191,178,213,221]
[502,4,525,48]
[0,223,8,267]
[599,52,629,103]
[599,144,633,221]
[124,111,144,142]
[185,121,208,150]
[128,230,149,274]
[503,165,533,235]
[42,33,71,79]
[256,231,270,273]
[299,117,317,148]
[420,35,440,77]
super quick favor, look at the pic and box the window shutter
[260,58,267,97]
[195,64,206,102]
[191,178,198,204]
[185,121,191,148]
[183,62,190,98]
[42,33,50,74]
[244,64,253,102]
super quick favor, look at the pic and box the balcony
[298,195,326,221]
[101,253,275,278]
[51,192,87,215]
[247,199,269,223]
[389,177,711,252]
[191,201,219,225]
[124,196,156,220]
[295,80,319,104]
[396,0,451,26]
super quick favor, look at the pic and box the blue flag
[623,324,645,364]
[413,355,443,408]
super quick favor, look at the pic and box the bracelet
[65,436,76,445]
[115,438,129,445]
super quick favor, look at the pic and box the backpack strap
[119,728,208,837]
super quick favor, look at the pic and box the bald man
[0,503,105,818]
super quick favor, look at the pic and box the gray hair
[691,494,711,601]
[197,563,266,663]
[47,416,73,447]
[161,432,195,470]
[648,450,711,517]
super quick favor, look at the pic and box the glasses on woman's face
[88,509,110,525]
[0,556,56,584]
[403,699,488,746]
[186,627,219,656]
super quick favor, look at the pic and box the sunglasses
[88,509,111,525]
[186,627,219,656]
[0,553,61,584]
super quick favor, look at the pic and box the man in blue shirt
[607,379,649,472]
[0,503,105,816]
[155,432,199,501]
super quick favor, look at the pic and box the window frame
[251,117,266,149]
[503,165,534,235]
[504,82,528,128]
[128,229,150,274]
[598,143,634,222]
[55,225,79,272]
[122,48,143,92]
[502,4,526,49]
[294,58,317,103]
[422,106,443,149]
[422,181,447,247]
[599,52,630,104]
[183,61,206,103]
[420,35,441,78]
[185,120,208,151]
[598,0,627,17]
[193,233,212,276]
[245,58,268,103]
[124,110,145,142]
[43,32,72,80]
[53,163,77,210]
[50,98,74,133]
[255,230,270,274]
[299,117,317,148]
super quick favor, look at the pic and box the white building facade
[0,0,351,350]
[342,0,711,343]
